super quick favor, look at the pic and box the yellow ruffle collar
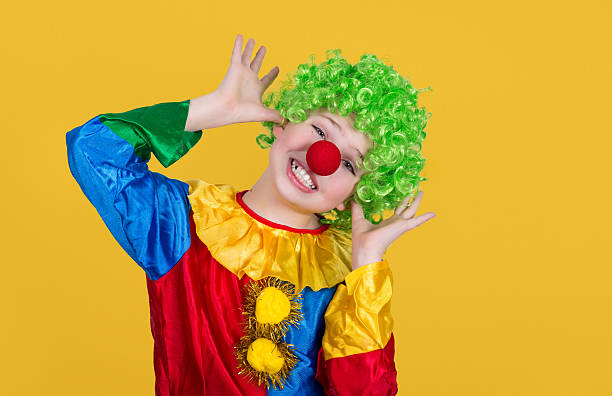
[184,179,353,292]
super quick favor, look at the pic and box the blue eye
[313,125,326,139]
[312,125,355,175]
[343,160,354,174]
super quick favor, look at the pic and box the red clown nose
[306,140,342,176]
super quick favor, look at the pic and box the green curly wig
[256,49,432,230]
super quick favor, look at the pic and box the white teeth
[291,159,316,190]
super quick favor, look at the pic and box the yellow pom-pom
[246,338,285,374]
[255,286,291,324]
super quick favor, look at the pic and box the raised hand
[215,34,283,125]
[185,34,283,132]
[350,191,436,271]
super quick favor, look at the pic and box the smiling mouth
[288,158,318,191]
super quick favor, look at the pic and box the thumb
[260,66,280,90]
[351,199,358,215]
[351,200,365,221]
[258,107,283,124]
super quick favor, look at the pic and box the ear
[272,118,288,139]
[272,124,283,139]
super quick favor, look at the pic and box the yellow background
[3,0,611,394]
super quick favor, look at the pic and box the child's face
[269,107,373,214]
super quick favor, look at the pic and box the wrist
[185,90,235,132]
[351,249,384,271]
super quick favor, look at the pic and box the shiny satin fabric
[185,177,395,359]
[147,211,349,396]
[316,335,398,396]
[99,100,202,168]
[147,211,266,396]
[183,178,397,393]
[322,260,394,359]
[67,99,399,395]
[66,116,193,280]
[185,178,354,292]
[269,286,337,395]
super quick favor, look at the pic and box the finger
[351,200,370,229]
[380,212,437,246]
[394,192,416,216]
[398,191,425,219]
[351,200,363,218]
[260,66,279,90]
[255,107,284,124]
[231,34,243,64]
[242,38,255,65]
[251,46,266,74]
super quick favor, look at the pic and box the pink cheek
[319,175,354,197]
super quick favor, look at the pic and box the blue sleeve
[65,100,203,280]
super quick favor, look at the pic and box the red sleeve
[315,260,398,395]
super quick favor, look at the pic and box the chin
[274,157,345,213]
[275,178,324,212]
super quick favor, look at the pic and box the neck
[241,168,323,230]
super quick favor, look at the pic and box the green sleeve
[99,99,203,168]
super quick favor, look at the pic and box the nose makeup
[306,140,342,176]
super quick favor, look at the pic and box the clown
[66,34,435,395]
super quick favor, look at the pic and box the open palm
[351,191,436,269]
[215,34,283,125]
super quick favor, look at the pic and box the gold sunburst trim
[234,277,304,390]
[234,334,299,390]
[241,277,303,340]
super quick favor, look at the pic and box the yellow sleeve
[322,259,394,359]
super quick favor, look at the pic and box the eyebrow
[320,115,364,160]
